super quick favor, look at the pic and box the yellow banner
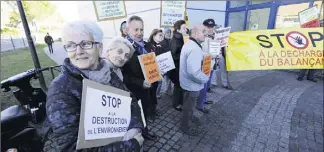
[226,28,324,71]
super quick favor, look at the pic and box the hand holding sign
[202,55,212,76]
[138,52,162,84]
[143,80,151,88]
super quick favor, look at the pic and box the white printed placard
[214,27,231,47]
[160,1,187,27]
[156,51,175,74]
[77,79,132,149]
[209,40,221,56]
[84,87,132,140]
[93,1,127,21]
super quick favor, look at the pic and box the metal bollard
[10,36,16,51]
[22,37,26,47]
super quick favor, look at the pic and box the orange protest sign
[138,52,162,83]
[202,55,212,76]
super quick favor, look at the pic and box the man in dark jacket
[122,15,157,141]
[168,20,188,111]
[44,33,54,54]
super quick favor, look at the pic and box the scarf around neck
[126,34,148,55]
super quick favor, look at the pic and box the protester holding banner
[44,21,144,151]
[179,24,210,136]
[120,21,127,38]
[122,15,157,141]
[148,29,169,100]
[161,28,174,96]
[168,20,188,111]
[195,19,218,113]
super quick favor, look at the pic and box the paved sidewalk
[44,44,323,152]
[146,71,323,152]
[43,42,67,65]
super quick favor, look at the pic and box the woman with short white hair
[44,21,144,151]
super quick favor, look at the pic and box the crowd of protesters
[43,15,320,151]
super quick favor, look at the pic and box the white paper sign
[93,1,126,21]
[209,40,221,56]
[299,6,319,25]
[215,27,231,47]
[84,87,132,140]
[156,51,175,74]
[160,1,186,27]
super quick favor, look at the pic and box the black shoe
[205,100,214,104]
[142,131,157,141]
[297,77,303,81]
[307,78,317,82]
[196,107,209,114]
[173,106,182,111]
[207,88,214,93]
[181,127,199,136]
[223,85,232,90]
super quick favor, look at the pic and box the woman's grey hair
[62,21,103,43]
[104,37,135,56]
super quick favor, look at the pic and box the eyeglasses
[63,40,101,52]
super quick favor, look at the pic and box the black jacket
[44,35,53,44]
[170,31,184,68]
[147,40,169,56]
[44,59,143,152]
[167,31,184,86]
[121,41,157,118]
[160,39,171,53]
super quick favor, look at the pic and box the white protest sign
[156,51,175,74]
[160,1,187,27]
[93,1,127,21]
[77,79,132,149]
[215,27,231,47]
[84,87,132,140]
[299,6,319,25]
[208,40,221,56]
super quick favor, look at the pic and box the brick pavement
[143,70,323,152]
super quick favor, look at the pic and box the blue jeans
[197,70,213,109]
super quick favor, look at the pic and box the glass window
[275,3,309,29]
[314,1,323,21]
[230,1,247,8]
[247,8,271,30]
[250,0,272,5]
[228,11,245,32]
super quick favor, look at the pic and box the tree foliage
[5,1,56,28]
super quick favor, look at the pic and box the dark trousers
[180,90,200,131]
[298,69,317,79]
[172,85,183,107]
[48,44,53,54]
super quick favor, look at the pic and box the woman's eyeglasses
[63,40,101,52]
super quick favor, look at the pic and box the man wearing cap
[196,18,217,113]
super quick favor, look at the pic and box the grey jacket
[179,38,210,91]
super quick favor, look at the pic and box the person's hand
[133,133,144,146]
[123,128,140,141]
[143,80,151,88]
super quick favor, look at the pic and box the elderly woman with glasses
[44,21,144,152]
